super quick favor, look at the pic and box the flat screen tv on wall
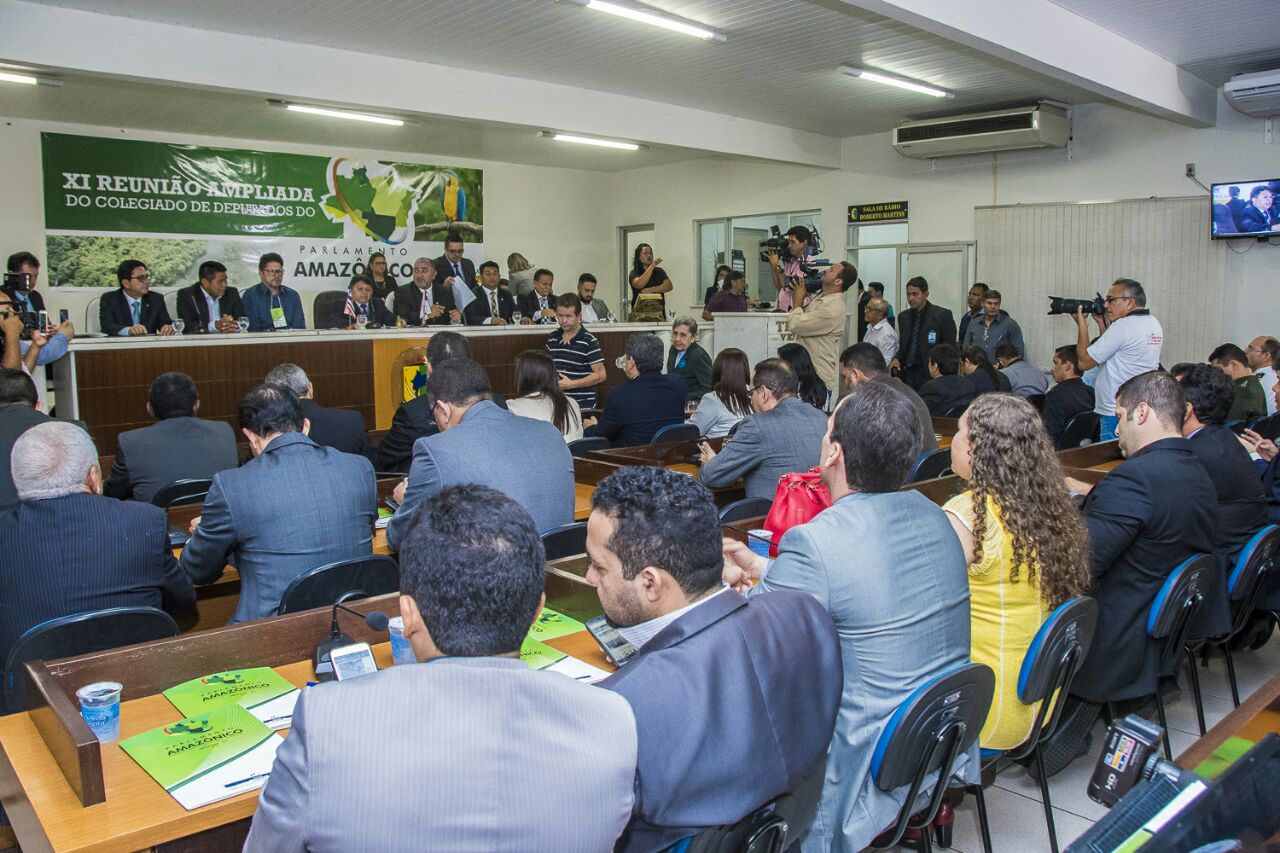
[1211,179,1280,238]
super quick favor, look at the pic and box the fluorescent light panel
[564,0,725,42]
[283,103,405,126]
[0,72,38,86]
[839,65,953,99]
[548,132,641,150]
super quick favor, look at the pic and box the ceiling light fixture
[559,0,725,43]
[270,100,406,126]
[839,65,953,99]
[0,70,61,87]
[540,131,643,151]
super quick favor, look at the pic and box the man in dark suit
[3,251,45,314]
[588,466,841,853]
[103,372,239,504]
[0,368,50,511]
[584,333,685,447]
[957,283,987,343]
[1043,345,1096,445]
[840,343,937,452]
[918,343,975,416]
[180,384,377,623]
[854,279,871,342]
[100,259,176,337]
[433,234,477,291]
[174,261,247,334]
[0,421,196,706]
[265,363,375,465]
[463,261,515,325]
[392,257,459,327]
[890,276,957,389]
[516,268,558,325]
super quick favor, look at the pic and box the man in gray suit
[840,342,938,452]
[578,273,613,323]
[103,372,239,504]
[245,483,637,853]
[723,381,974,853]
[180,384,377,623]
[0,368,49,511]
[387,358,574,551]
[699,358,828,499]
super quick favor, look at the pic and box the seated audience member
[265,363,375,464]
[463,261,516,325]
[722,381,974,852]
[180,384,377,623]
[995,343,1049,398]
[100,259,175,337]
[508,350,583,442]
[778,343,830,411]
[1246,335,1278,416]
[1240,372,1280,523]
[1209,343,1268,422]
[1042,345,1096,445]
[387,359,573,550]
[703,264,732,306]
[393,257,459,327]
[689,348,752,439]
[0,422,196,701]
[517,268,558,324]
[242,253,306,331]
[588,467,840,852]
[919,343,976,416]
[327,274,394,329]
[699,358,828,499]
[1049,371,1216,771]
[246,484,637,852]
[862,297,898,364]
[103,372,239,504]
[840,343,937,452]
[944,395,1091,750]
[0,368,50,510]
[583,333,685,447]
[962,288,1024,362]
[545,294,605,410]
[667,317,712,403]
[961,345,1013,395]
[176,261,247,334]
[577,273,612,323]
[701,270,751,320]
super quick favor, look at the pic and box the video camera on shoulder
[758,225,830,293]
[1047,292,1105,316]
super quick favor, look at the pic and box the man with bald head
[1246,335,1278,417]
[862,297,898,365]
[393,257,459,327]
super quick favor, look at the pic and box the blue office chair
[568,436,611,458]
[541,522,588,561]
[651,423,700,445]
[1213,526,1280,706]
[718,497,774,525]
[1056,411,1101,449]
[275,555,400,616]
[3,607,180,714]
[909,448,952,483]
[1145,554,1216,757]
[967,597,1098,853]
[867,663,994,851]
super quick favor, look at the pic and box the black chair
[1144,554,1217,757]
[275,556,400,616]
[652,423,701,445]
[726,421,743,440]
[312,290,350,330]
[868,662,994,851]
[967,597,1098,853]
[151,478,213,508]
[719,497,774,525]
[908,448,952,483]
[1245,415,1269,432]
[541,522,588,561]
[1211,526,1280,706]
[1025,394,1046,411]
[3,607,179,714]
[568,436,610,458]
[1223,419,1246,435]
[939,404,968,418]
[677,763,825,853]
[1055,411,1100,450]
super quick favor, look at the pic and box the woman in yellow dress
[943,394,1091,750]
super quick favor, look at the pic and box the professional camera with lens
[1047,293,1105,316]
[759,225,829,293]
[0,274,38,341]
[1087,714,1195,807]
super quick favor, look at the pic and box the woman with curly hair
[943,393,1091,749]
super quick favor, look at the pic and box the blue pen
[223,771,271,789]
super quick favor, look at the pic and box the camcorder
[0,273,38,341]
[1087,714,1194,807]
[759,226,830,293]
[1047,293,1105,316]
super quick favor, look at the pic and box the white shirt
[863,318,899,363]
[202,288,221,333]
[506,393,584,442]
[1258,365,1278,416]
[581,301,599,323]
[617,587,731,650]
[1087,313,1163,416]
[417,284,433,321]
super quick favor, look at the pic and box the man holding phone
[1,253,75,379]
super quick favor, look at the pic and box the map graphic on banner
[40,132,483,290]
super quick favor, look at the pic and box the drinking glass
[172,318,185,334]
[355,314,368,330]
[511,312,524,325]
[236,317,250,334]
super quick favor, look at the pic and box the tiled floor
[931,629,1280,852]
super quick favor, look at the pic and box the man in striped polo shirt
[547,294,606,410]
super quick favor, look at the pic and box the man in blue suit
[387,358,573,551]
[588,466,842,853]
[583,333,685,447]
[180,384,377,623]
[241,253,306,331]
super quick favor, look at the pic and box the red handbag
[762,467,832,557]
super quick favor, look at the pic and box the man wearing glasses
[100,259,175,337]
[242,253,307,331]
[1070,278,1163,442]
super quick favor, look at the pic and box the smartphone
[37,310,48,332]
[330,642,379,681]
[383,495,400,513]
[59,308,69,324]
[585,615,637,667]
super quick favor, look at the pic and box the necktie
[906,311,924,366]
[421,289,431,321]
[131,300,140,324]
[489,291,499,318]
[453,262,462,280]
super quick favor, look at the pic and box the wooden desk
[1177,674,1280,770]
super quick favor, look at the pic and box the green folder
[527,608,586,643]
[163,667,299,730]
[520,636,568,670]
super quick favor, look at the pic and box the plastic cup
[77,682,122,743]
[747,529,772,559]
[387,617,416,666]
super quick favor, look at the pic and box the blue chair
[541,522,588,561]
[718,497,773,525]
[651,423,701,445]
[967,597,1098,853]
[275,555,400,616]
[3,607,180,714]
[909,448,952,483]
[1214,526,1280,706]
[1145,554,1217,757]
[867,663,994,851]
[568,436,610,458]
[1055,411,1100,449]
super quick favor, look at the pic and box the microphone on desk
[314,598,390,682]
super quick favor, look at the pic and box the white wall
[603,96,1280,347]
[0,116,614,322]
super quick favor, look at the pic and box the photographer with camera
[785,261,855,395]
[765,225,816,312]
[1068,278,1163,442]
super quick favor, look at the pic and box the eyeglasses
[1102,295,1133,304]
[131,274,152,283]
[262,268,284,277]
[749,384,767,395]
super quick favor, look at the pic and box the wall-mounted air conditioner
[1223,69,1280,117]
[892,104,1070,159]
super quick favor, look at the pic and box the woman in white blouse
[507,350,584,442]
[689,348,753,438]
